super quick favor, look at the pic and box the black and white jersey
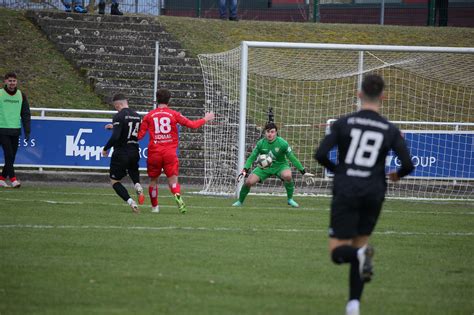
[315,109,414,196]
[103,108,141,152]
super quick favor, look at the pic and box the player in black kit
[102,94,145,213]
[315,74,414,315]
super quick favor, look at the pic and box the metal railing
[1,0,473,26]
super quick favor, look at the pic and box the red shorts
[147,149,179,178]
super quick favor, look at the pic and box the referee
[102,94,145,213]
[315,74,414,315]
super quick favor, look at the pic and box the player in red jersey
[138,88,215,214]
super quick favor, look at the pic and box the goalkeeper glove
[300,169,316,185]
[237,168,249,182]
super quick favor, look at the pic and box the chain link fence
[1,0,473,26]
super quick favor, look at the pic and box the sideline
[0,224,472,237]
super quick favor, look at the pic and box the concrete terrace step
[34,17,167,33]
[93,78,203,91]
[77,60,201,74]
[94,85,205,100]
[54,35,184,50]
[138,106,205,118]
[57,42,190,58]
[64,51,200,67]
[85,69,202,82]
[40,25,174,41]
[27,10,159,25]
[127,97,205,109]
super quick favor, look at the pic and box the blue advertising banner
[328,131,474,180]
[0,117,150,169]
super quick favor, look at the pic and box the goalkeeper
[232,122,314,208]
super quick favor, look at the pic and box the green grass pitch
[0,184,473,314]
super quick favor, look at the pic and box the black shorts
[109,148,139,181]
[329,192,385,239]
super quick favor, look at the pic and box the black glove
[25,132,30,141]
[300,169,306,175]
[237,168,250,182]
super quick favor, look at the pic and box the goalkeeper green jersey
[244,136,304,171]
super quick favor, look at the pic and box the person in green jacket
[233,122,314,208]
[0,72,31,188]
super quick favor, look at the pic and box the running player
[102,94,145,213]
[315,74,414,315]
[138,88,214,214]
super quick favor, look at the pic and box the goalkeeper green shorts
[252,163,291,181]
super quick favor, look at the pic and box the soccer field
[0,184,473,315]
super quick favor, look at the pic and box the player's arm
[285,144,314,180]
[388,130,414,182]
[137,114,149,140]
[285,145,304,172]
[103,116,123,153]
[237,142,260,181]
[244,142,261,170]
[20,92,31,140]
[314,123,338,173]
[176,112,214,129]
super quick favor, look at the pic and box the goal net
[198,42,474,200]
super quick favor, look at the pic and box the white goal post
[198,42,474,200]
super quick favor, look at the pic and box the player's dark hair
[265,122,278,131]
[4,72,17,80]
[156,88,171,104]
[112,93,127,102]
[361,74,384,101]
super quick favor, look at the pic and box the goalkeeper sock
[284,181,295,199]
[149,185,158,207]
[170,183,181,195]
[112,182,131,202]
[239,185,251,203]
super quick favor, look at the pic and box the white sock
[127,198,133,205]
[134,183,143,191]
[346,299,360,315]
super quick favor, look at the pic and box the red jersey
[138,106,206,152]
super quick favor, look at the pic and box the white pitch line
[1,197,473,215]
[2,190,473,205]
[0,224,472,237]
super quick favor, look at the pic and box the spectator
[99,0,123,15]
[0,72,31,188]
[63,0,87,13]
[219,0,238,21]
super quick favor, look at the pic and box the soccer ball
[257,154,272,169]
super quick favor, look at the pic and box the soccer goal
[198,42,474,200]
